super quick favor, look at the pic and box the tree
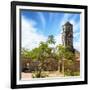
[47,35,56,45]
[32,41,50,77]
[56,44,75,76]
[63,48,75,76]
[21,48,31,58]
[56,44,65,73]
[32,35,56,77]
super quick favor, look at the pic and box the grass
[64,70,80,76]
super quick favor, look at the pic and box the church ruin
[62,21,74,52]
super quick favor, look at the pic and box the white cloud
[37,12,46,30]
[21,16,47,50]
[74,41,80,52]
[21,14,80,52]
[21,15,62,50]
[55,33,62,46]
[59,14,73,27]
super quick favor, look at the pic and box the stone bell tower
[62,21,73,51]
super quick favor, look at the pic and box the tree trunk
[62,60,64,76]
[58,60,61,72]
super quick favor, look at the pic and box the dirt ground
[21,71,64,80]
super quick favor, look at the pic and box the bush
[65,69,80,76]
[64,69,72,76]
[73,71,80,76]
[32,71,48,78]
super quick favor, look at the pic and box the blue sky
[21,10,80,51]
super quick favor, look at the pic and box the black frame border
[11,1,88,89]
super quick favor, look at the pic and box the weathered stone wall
[64,60,80,72]
[21,57,80,72]
[21,57,58,72]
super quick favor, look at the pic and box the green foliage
[56,44,65,59]
[21,36,74,62]
[56,44,74,61]
[32,71,48,78]
[65,70,80,76]
[56,44,75,73]
[21,48,31,58]
[21,35,79,77]
[47,35,56,45]
[64,50,75,61]
[64,69,72,76]
[21,35,56,60]
[73,71,80,76]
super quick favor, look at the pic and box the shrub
[32,71,48,78]
[65,69,80,76]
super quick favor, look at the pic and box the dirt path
[21,71,64,80]
[21,72,32,80]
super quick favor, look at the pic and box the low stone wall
[21,58,58,72]
[64,60,80,72]
[21,58,80,72]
